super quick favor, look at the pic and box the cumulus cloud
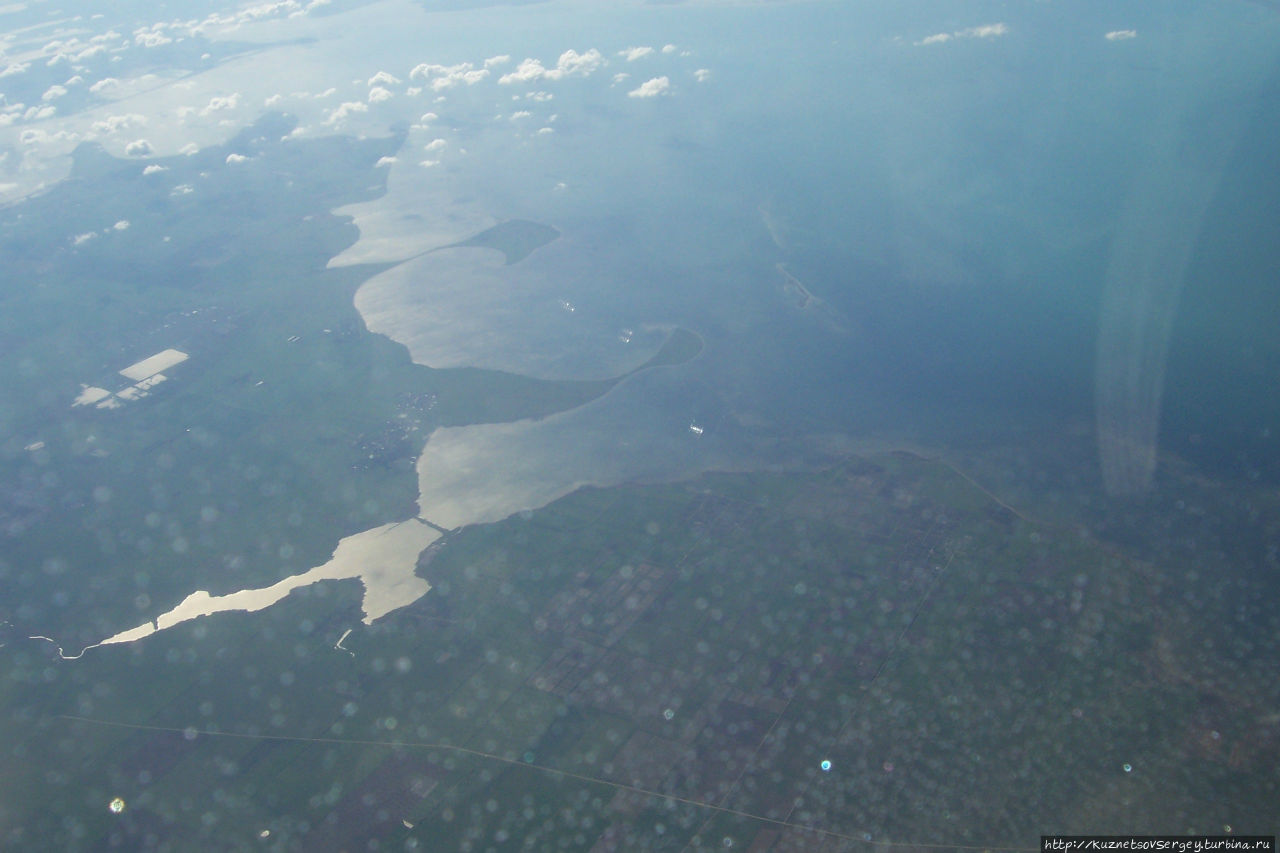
[1,62,31,78]
[419,159,439,168]
[619,46,653,62]
[143,164,168,174]
[24,104,56,120]
[91,113,146,134]
[498,49,605,85]
[324,100,368,125]
[20,127,78,145]
[42,85,68,101]
[694,68,711,82]
[510,110,531,120]
[1105,30,1137,41]
[134,29,173,48]
[265,93,285,107]
[113,220,130,230]
[628,76,669,98]
[409,62,489,91]
[368,71,401,86]
[199,93,240,116]
[915,22,1008,46]
[368,86,393,103]
[225,153,249,164]
[536,127,554,135]
[73,232,98,246]
[612,72,630,85]
[90,77,121,94]
[423,138,446,152]
[375,156,396,167]
[525,90,553,102]
[179,143,199,155]
[960,23,1008,38]
[662,44,677,54]
[484,54,510,68]
[73,44,107,62]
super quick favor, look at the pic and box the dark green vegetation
[4,452,1275,848]
[0,115,698,651]
[440,219,561,265]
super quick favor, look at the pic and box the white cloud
[1,62,31,78]
[265,93,285,107]
[423,138,446,152]
[113,220,130,230]
[199,93,240,116]
[314,87,337,99]
[536,127,554,135]
[612,72,630,85]
[510,110,531,120]
[620,46,653,62]
[324,100,368,125]
[20,127,79,145]
[555,48,605,77]
[368,86,393,103]
[503,59,552,85]
[226,153,249,164]
[73,232,97,245]
[368,71,401,86]
[65,75,84,87]
[628,76,669,99]
[959,23,1008,39]
[179,143,199,156]
[409,62,489,91]
[91,113,146,135]
[143,164,168,175]
[419,159,439,168]
[375,156,396,167]
[125,139,154,156]
[914,22,1008,46]
[693,68,711,83]
[134,29,173,48]
[171,183,194,196]
[24,104,56,120]
[525,91,553,102]
[662,44,677,54]
[419,111,438,123]
[498,49,605,85]
[89,77,120,94]
[74,44,107,62]
[484,54,511,68]
[1105,30,1137,41]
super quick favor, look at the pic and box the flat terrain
[6,450,1276,849]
